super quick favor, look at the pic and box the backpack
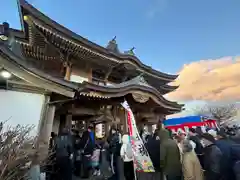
[55,135,70,158]
[125,143,133,159]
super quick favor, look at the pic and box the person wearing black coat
[215,130,236,180]
[73,130,81,177]
[107,126,120,180]
[146,130,160,171]
[201,133,223,180]
[144,130,161,180]
[80,127,94,179]
[231,144,240,180]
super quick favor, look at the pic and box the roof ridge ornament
[124,47,135,56]
[112,36,116,43]
[106,36,120,53]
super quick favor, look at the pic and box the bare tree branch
[193,103,238,125]
[0,122,48,180]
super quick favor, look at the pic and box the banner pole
[125,107,137,180]
[133,164,137,180]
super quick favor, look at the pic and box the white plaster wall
[70,67,90,83]
[70,74,88,83]
[0,90,45,135]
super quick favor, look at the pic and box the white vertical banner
[121,101,155,172]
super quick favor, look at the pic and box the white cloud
[167,56,240,101]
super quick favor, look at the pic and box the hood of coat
[159,129,170,141]
[122,134,130,144]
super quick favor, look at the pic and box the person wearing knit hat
[201,133,216,144]
[207,129,217,139]
[200,133,222,180]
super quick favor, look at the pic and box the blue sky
[1,0,240,74]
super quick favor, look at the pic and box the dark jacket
[231,144,240,162]
[159,129,182,176]
[55,132,73,158]
[231,144,240,180]
[231,136,240,144]
[108,132,120,155]
[189,135,203,155]
[146,134,160,171]
[80,131,94,155]
[73,134,81,150]
[234,161,240,180]
[203,144,222,180]
[49,137,55,151]
[215,138,235,180]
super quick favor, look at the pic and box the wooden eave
[18,42,58,61]
[17,0,178,82]
[0,43,77,97]
[78,80,183,111]
[7,79,49,94]
[159,84,179,95]
[0,38,183,111]
[13,23,176,90]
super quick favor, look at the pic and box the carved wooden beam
[24,16,64,58]
[103,66,114,82]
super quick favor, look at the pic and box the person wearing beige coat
[182,140,204,180]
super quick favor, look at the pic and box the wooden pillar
[64,63,72,80]
[88,68,92,82]
[65,113,72,130]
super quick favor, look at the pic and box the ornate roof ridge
[112,75,152,89]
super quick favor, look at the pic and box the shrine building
[0,0,183,144]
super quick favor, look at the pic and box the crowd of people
[44,123,240,180]
[45,124,134,180]
[143,125,240,180]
